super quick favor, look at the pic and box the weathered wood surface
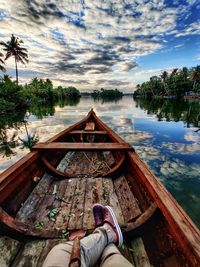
[85,122,95,131]
[33,142,133,151]
[128,152,200,266]
[68,178,87,229]
[55,178,77,229]
[0,236,21,267]
[11,239,65,267]
[83,178,96,229]
[16,173,54,223]
[69,130,107,135]
[124,202,157,233]
[102,178,124,226]
[131,238,151,267]
[114,175,142,222]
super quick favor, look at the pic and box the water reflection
[134,97,200,128]
[0,96,200,227]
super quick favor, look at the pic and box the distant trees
[91,88,123,99]
[0,76,81,115]
[55,86,81,99]
[134,66,200,98]
[0,34,28,84]
[24,78,54,102]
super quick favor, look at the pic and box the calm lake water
[0,96,200,227]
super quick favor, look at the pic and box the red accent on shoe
[92,203,105,227]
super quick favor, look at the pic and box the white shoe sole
[105,205,123,246]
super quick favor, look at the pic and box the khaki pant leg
[101,244,134,267]
[42,241,73,267]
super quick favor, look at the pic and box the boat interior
[0,110,198,267]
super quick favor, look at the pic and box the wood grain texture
[0,236,21,267]
[68,178,87,230]
[131,238,151,267]
[55,179,78,229]
[114,175,142,222]
[83,178,96,230]
[33,142,133,151]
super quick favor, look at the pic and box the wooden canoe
[0,109,200,267]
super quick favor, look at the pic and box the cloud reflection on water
[0,96,200,227]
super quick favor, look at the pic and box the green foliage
[24,78,54,103]
[133,66,200,98]
[91,88,123,99]
[19,133,39,150]
[54,86,81,99]
[48,208,59,222]
[34,221,44,228]
[0,76,28,114]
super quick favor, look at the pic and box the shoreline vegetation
[0,75,125,115]
[133,66,200,99]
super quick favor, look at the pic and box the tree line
[133,66,200,98]
[0,75,81,114]
[91,88,123,99]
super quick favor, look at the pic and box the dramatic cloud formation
[0,0,199,91]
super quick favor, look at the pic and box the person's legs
[100,244,134,267]
[80,224,114,267]
[42,204,124,267]
[42,241,73,267]
[42,224,114,267]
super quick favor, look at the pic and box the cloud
[0,0,199,91]
[176,21,200,37]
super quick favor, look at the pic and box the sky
[0,0,200,92]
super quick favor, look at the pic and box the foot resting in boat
[42,203,133,267]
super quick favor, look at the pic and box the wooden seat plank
[68,178,87,230]
[131,238,151,267]
[69,130,107,135]
[33,142,133,151]
[114,175,142,222]
[85,122,95,131]
[0,236,21,267]
[12,240,47,267]
[33,179,69,229]
[95,178,108,206]
[83,178,97,229]
[55,178,78,229]
[16,173,54,223]
[103,178,125,226]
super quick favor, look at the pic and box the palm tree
[0,34,28,84]
[190,66,200,91]
[0,52,5,72]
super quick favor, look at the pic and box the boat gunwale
[128,152,200,266]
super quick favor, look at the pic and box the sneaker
[92,203,105,227]
[103,206,123,246]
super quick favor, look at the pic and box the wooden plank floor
[16,151,141,231]
[16,176,131,230]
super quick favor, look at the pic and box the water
[0,96,200,227]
